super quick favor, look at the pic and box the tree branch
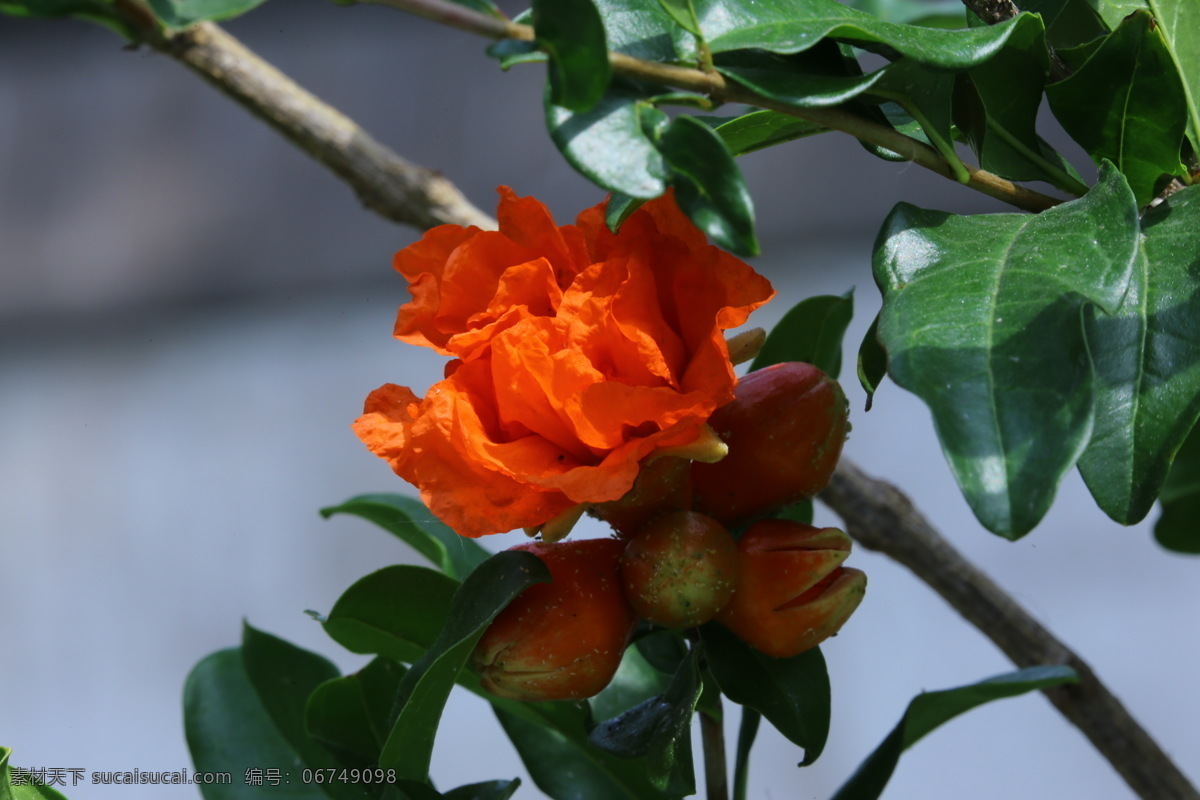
[113,1,494,231]
[366,0,1064,213]
[822,459,1200,800]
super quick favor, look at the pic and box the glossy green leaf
[594,0,680,61]
[1155,419,1200,553]
[547,84,667,199]
[848,0,965,26]
[533,0,610,113]
[605,192,646,233]
[700,624,830,765]
[493,707,661,800]
[658,115,758,256]
[185,647,337,800]
[240,625,372,800]
[0,748,69,800]
[752,291,854,378]
[870,59,965,180]
[830,666,1078,800]
[715,50,887,109]
[657,0,701,35]
[307,658,407,764]
[690,0,1044,70]
[711,110,828,155]
[1047,11,1187,206]
[959,17,1088,192]
[323,565,459,664]
[1012,0,1107,50]
[873,163,1139,538]
[1078,186,1200,524]
[146,0,267,27]
[857,314,888,411]
[589,648,701,796]
[0,0,133,37]
[379,551,551,782]
[320,494,489,580]
[486,39,546,70]
[1145,0,1200,154]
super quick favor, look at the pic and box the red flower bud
[716,519,866,659]
[692,362,849,526]
[473,538,636,701]
[619,511,739,629]
[590,456,693,538]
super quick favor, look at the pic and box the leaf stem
[700,695,729,800]
[732,707,760,800]
[364,0,1064,213]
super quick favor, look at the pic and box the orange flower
[354,189,774,537]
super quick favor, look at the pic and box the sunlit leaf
[873,163,1139,538]
[146,0,268,27]
[1078,186,1200,524]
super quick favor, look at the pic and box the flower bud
[692,362,848,526]
[619,511,739,629]
[716,519,866,659]
[473,538,636,701]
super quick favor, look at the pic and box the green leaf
[240,624,372,800]
[487,39,546,70]
[699,624,830,765]
[307,658,408,764]
[657,115,758,256]
[830,666,1078,800]
[691,0,1045,70]
[379,551,551,782]
[752,291,854,378]
[848,0,966,26]
[873,163,1140,538]
[657,0,701,35]
[1012,0,1107,50]
[1144,0,1200,155]
[589,647,702,796]
[492,707,662,800]
[533,0,611,113]
[1047,10,1188,206]
[0,0,133,37]
[711,109,829,155]
[546,84,668,199]
[323,565,460,664]
[146,0,267,27]
[0,748,69,800]
[1155,418,1200,553]
[1078,185,1200,524]
[957,16,1088,192]
[857,313,888,411]
[714,49,888,109]
[320,494,489,580]
[185,647,337,800]
[870,59,966,181]
[594,0,681,61]
[606,192,646,233]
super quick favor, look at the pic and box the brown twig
[113,2,494,231]
[821,459,1200,800]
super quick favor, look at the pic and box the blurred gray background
[1,2,1196,799]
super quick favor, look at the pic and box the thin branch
[821,459,1200,800]
[366,0,1064,213]
[113,1,494,232]
[700,699,729,800]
